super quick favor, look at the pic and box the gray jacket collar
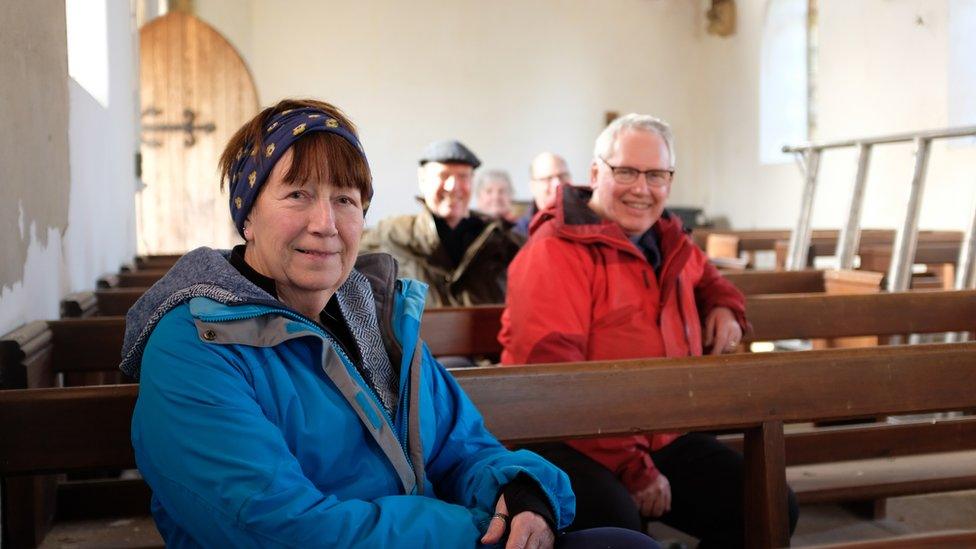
[119,247,402,379]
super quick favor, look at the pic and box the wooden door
[138,12,259,254]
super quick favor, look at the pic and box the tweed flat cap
[419,139,481,168]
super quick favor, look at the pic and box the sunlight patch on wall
[948,0,976,146]
[759,0,808,164]
[66,0,110,108]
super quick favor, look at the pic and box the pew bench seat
[46,441,976,525]
[788,450,976,505]
[802,529,976,548]
[41,514,163,549]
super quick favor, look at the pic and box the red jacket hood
[530,183,695,302]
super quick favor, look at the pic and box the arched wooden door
[138,11,259,254]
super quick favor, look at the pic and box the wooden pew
[134,254,182,270]
[39,289,976,372]
[61,288,147,317]
[773,234,963,271]
[63,270,835,319]
[3,343,976,548]
[101,232,965,290]
[857,241,962,274]
[0,320,130,546]
[724,270,826,295]
[803,530,976,548]
[0,318,128,389]
[420,290,976,356]
[98,269,168,288]
[688,228,960,266]
[6,291,974,546]
[691,229,856,252]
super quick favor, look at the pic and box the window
[759,0,812,164]
[66,0,109,107]
[948,0,976,145]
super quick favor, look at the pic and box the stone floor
[40,517,162,549]
[791,490,976,547]
[37,490,976,548]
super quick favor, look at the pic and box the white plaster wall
[0,0,71,335]
[194,0,254,68]
[699,0,976,231]
[0,0,138,335]
[815,0,976,232]
[0,228,67,334]
[63,1,139,295]
[185,0,976,232]
[194,0,713,225]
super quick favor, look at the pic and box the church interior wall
[697,0,976,231]
[64,0,139,306]
[2,0,974,333]
[193,0,715,226]
[0,0,72,334]
[196,0,975,232]
[0,0,137,334]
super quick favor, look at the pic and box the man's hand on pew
[632,474,672,518]
[481,494,555,549]
[704,306,742,355]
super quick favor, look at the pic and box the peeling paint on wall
[0,0,71,291]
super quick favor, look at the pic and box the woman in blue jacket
[121,98,657,548]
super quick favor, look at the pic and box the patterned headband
[228,107,368,237]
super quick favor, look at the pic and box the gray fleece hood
[119,247,402,380]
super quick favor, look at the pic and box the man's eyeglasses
[532,172,571,184]
[598,157,674,187]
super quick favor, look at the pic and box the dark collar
[432,214,486,267]
[229,245,278,298]
[630,229,663,273]
[228,245,362,366]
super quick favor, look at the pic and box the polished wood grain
[41,290,976,366]
[744,420,790,548]
[790,451,976,504]
[47,318,127,375]
[135,254,182,270]
[452,343,976,443]
[745,290,976,341]
[724,269,826,294]
[139,12,257,254]
[722,415,976,465]
[691,228,961,254]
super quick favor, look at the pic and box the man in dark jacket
[361,140,523,307]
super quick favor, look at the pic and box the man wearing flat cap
[361,140,524,307]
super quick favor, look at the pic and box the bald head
[529,152,571,210]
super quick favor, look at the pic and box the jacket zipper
[199,306,415,475]
[674,278,693,355]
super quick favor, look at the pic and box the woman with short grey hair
[475,168,516,221]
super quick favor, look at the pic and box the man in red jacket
[499,114,797,547]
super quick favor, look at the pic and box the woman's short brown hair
[218,98,373,210]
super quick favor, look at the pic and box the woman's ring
[492,512,510,523]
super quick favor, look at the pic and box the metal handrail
[782,125,976,153]
[782,126,976,302]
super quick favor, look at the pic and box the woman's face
[244,148,364,303]
[476,180,513,218]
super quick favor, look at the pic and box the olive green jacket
[361,206,524,307]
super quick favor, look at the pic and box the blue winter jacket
[120,248,574,547]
